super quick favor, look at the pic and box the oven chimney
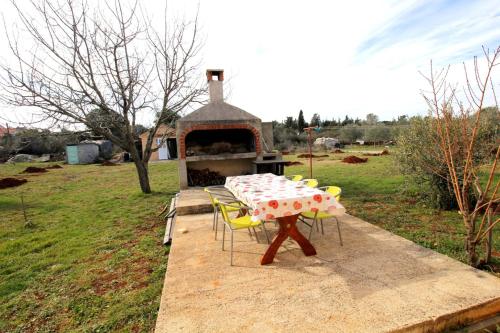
[206,69,224,102]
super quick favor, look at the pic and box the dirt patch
[45,164,63,169]
[91,270,126,296]
[0,177,28,189]
[342,155,368,164]
[22,166,48,173]
[284,161,304,166]
[331,149,344,154]
[281,151,290,155]
[101,161,120,166]
[297,153,329,158]
[363,149,390,156]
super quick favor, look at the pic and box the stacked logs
[187,168,226,186]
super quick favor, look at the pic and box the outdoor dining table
[224,173,346,265]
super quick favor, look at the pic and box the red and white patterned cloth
[225,173,346,221]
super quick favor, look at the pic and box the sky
[0,0,499,127]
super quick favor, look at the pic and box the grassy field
[0,149,498,332]
[285,148,499,268]
[0,162,178,332]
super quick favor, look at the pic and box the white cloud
[0,0,498,126]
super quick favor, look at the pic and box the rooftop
[178,101,260,123]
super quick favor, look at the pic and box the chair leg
[320,219,324,235]
[230,230,234,266]
[212,209,216,230]
[222,223,226,251]
[214,209,219,240]
[252,227,260,243]
[335,217,343,246]
[261,223,270,244]
[308,219,315,240]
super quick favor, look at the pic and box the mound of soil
[22,166,48,173]
[363,149,390,157]
[297,153,329,158]
[46,164,63,169]
[0,177,28,189]
[101,161,120,166]
[284,161,304,166]
[342,155,368,164]
[332,149,344,154]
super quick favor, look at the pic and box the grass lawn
[284,148,499,270]
[0,162,178,332]
[1,149,498,332]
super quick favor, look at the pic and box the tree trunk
[466,234,479,267]
[134,159,151,194]
[484,208,492,263]
[128,142,152,194]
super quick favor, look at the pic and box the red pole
[304,127,313,179]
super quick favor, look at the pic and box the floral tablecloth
[225,173,345,221]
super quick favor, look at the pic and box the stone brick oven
[177,69,271,189]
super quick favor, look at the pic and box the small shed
[81,140,113,159]
[66,143,100,164]
[139,124,177,161]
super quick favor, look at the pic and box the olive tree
[364,126,391,144]
[339,126,362,144]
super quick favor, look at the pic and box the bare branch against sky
[0,0,205,193]
[0,0,499,123]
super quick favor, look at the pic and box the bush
[273,125,307,151]
[396,114,497,209]
[363,125,391,144]
[339,126,363,144]
[16,129,83,155]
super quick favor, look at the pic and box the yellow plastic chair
[299,186,343,245]
[204,187,243,240]
[303,179,319,188]
[320,186,341,201]
[218,201,270,265]
[288,174,304,182]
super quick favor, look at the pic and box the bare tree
[421,46,500,267]
[0,0,205,193]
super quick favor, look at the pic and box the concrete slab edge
[176,204,213,216]
[391,297,500,333]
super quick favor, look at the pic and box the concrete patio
[155,211,500,333]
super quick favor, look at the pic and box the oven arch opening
[184,128,256,157]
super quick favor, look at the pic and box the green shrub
[396,113,498,209]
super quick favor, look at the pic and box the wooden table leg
[261,214,317,265]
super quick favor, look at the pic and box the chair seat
[228,215,262,229]
[301,211,335,219]
[214,199,241,212]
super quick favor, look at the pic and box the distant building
[0,125,18,137]
[139,124,177,161]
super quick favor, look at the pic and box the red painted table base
[261,214,317,265]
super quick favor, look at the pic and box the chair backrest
[291,175,303,182]
[325,186,342,201]
[217,201,233,223]
[204,188,218,208]
[304,179,318,188]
